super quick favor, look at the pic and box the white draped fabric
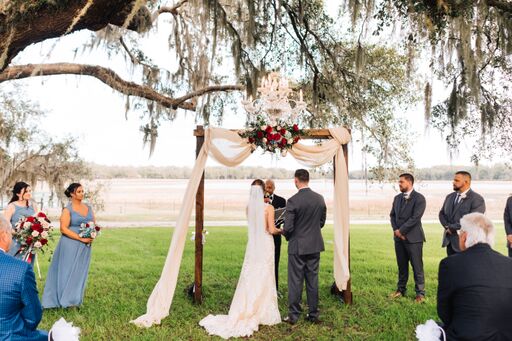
[131,126,351,328]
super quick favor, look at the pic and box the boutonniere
[460,193,467,200]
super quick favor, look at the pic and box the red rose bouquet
[13,212,54,263]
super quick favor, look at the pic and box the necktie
[455,193,461,205]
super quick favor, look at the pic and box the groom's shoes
[283,316,297,325]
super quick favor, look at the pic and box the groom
[283,169,326,324]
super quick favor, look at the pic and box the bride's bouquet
[78,221,101,241]
[13,212,54,263]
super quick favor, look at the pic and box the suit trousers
[288,253,320,321]
[509,247,512,258]
[273,234,281,290]
[394,240,425,296]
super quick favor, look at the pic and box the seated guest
[0,216,48,341]
[437,212,512,340]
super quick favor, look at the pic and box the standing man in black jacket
[265,179,286,292]
[504,195,512,257]
[389,173,427,303]
[439,171,486,256]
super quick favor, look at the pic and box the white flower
[262,138,267,143]
[460,192,467,200]
[42,221,50,230]
[285,131,292,138]
[31,231,40,237]
[260,125,266,130]
[34,241,42,248]
[41,231,49,238]
[281,149,288,157]
[25,222,32,228]
[287,138,294,144]
[276,126,281,131]
[91,231,97,239]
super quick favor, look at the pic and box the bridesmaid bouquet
[13,212,54,262]
[78,221,101,240]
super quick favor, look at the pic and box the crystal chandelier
[241,72,307,125]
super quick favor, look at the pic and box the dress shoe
[283,316,297,325]
[415,295,426,303]
[305,314,321,324]
[389,291,404,299]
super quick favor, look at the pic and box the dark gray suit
[283,187,326,322]
[504,196,512,257]
[439,189,486,255]
[390,190,426,296]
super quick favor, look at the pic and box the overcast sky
[4,2,488,172]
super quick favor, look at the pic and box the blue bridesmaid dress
[42,203,94,308]
[8,204,36,259]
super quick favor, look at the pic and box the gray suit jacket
[439,189,486,251]
[283,188,326,255]
[390,190,426,243]
[504,196,512,247]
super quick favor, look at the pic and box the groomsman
[265,179,286,292]
[504,195,512,257]
[389,173,426,302]
[439,171,486,255]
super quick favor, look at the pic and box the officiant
[265,179,286,292]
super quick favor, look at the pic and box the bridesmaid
[3,182,38,260]
[42,183,95,308]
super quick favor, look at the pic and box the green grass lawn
[36,224,508,340]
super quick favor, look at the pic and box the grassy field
[36,223,508,340]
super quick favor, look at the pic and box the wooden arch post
[192,126,352,305]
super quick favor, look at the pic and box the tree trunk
[0,0,151,71]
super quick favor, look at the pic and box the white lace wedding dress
[199,186,281,339]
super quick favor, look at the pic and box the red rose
[40,239,48,245]
[281,137,287,145]
[294,136,300,143]
[86,223,90,228]
[265,126,273,133]
[293,124,299,132]
[248,137,255,143]
[275,133,281,140]
[95,226,101,231]
[31,223,42,232]
[25,237,33,245]
[36,212,47,219]
[26,216,35,223]
[256,131,263,138]
[280,128,286,135]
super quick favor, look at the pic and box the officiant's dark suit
[265,180,286,290]
[439,172,486,255]
[390,182,426,299]
[283,169,326,324]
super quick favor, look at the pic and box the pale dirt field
[37,179,511,225]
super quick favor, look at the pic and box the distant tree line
[89,164,326,180]
[90,164,511,181]
[350,164,512,181]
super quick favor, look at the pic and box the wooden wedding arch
[191,125,353,305]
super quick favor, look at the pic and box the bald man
[265,179,286,292]
[439,171,486,255]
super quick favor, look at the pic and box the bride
[199,179,282,339]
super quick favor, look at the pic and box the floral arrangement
[13,212,54,262]
[79,221,101,243]
[239,116,304,156]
